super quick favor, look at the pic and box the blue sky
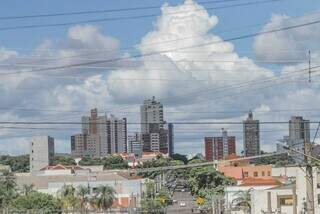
[1,0,320,155]
[1,0,318,54]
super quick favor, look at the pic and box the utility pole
[304,138,314,214]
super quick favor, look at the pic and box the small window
[262,171,265,176]
[254,172,258,177]
[244,172,249,177]
[318,194,320,205]
[267,171,271,176]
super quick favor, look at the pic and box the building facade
[71,108,127,158]
[30,135,55,172]
[128,133,142,157]
[204,129,236,161]
[243,111,260,157]
[140,96,164,134]
[139,97,173,155]
[288,116,310,163]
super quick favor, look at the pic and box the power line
[0,0,284,32]
[0,0,262,21]
[2,18,320,77]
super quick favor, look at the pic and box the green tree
[102,155,128,170]
[0,170,17,208]
[57,184,79,210]
[141,180,165,214]
[171,153,188,164]
[232,189,251,213]
[53,156,76,166]
[0,155,29,172]
[91,185,115,211]
[21,184,34,196]
[79,156,103,166]
[9,191,61,213]
[76,185,90,212]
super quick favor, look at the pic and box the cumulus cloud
[1,0,320,155]
[253,13,320,62]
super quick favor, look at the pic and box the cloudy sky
[0,0,320,155]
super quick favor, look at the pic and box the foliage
[53,156,76,166]
[141,180,166,214]
[9,191,61,213]
[231,189,252,213]
[102,154,128,170]
[187,166,235,196]
[0,155,29,172]
[79,155,128,170]
[21,184,35,196]
[57,185,79,210]
[78,156,103,166]
[171,153,188,164]
[0,170,17,208]
[76,185,90,210]
[91,185,115,211]
[253,153,295,166]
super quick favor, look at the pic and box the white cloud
[253,13,320,62]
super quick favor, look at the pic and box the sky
[0,0,320,155]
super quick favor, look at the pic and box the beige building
[30,135,54,173]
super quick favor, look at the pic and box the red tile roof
[239,177,282,186]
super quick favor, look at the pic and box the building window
[254,172,258,177]
[279,197,293,206]
[262,171,265,176]
[318,194,320,205]
[267,171,271,176]
[244,172,249,177]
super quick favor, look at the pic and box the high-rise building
[168,123,174,157]
[71,108,127,158]
[204,129,236,161]
[140,97,172,155]
[288,116,310,163]
[140,96,164,134]
[243,111,260,157]
[127,133,142,157]
[30,135,54,172]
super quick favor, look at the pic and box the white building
[250,166,320,213]
[30,135,54,172]
[140,96,164,134]
[128,133,142,157]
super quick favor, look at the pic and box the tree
[141,180,165,214]
[232,189,252,213]
[76,185,90,212]
[53,156,76,166]
[102,155,128,170]
[0,170,17,208]
[9,191,61,213]
[171,153,188,164]
[21,184,34,196]
[57,184,79,210]
[0,155,29,172]
[91,185,115,211]
[79,156,103,166]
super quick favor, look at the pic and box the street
[166,191,198,214]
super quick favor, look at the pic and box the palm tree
[21,184,34,196]
[77,185,90,212]
[58,184,79,211]
[92,185,115,211]
[232,189,251,213]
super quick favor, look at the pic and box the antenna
[308,50,311,83]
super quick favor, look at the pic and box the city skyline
[0,0,320,156]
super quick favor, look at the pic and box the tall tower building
[168,123,174,157]
[140,96,164,134]
[71,109,127,158]
[288,116,310,163]
[243,111,260,157]
[30,135,54,172]
[204,129,236,161]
